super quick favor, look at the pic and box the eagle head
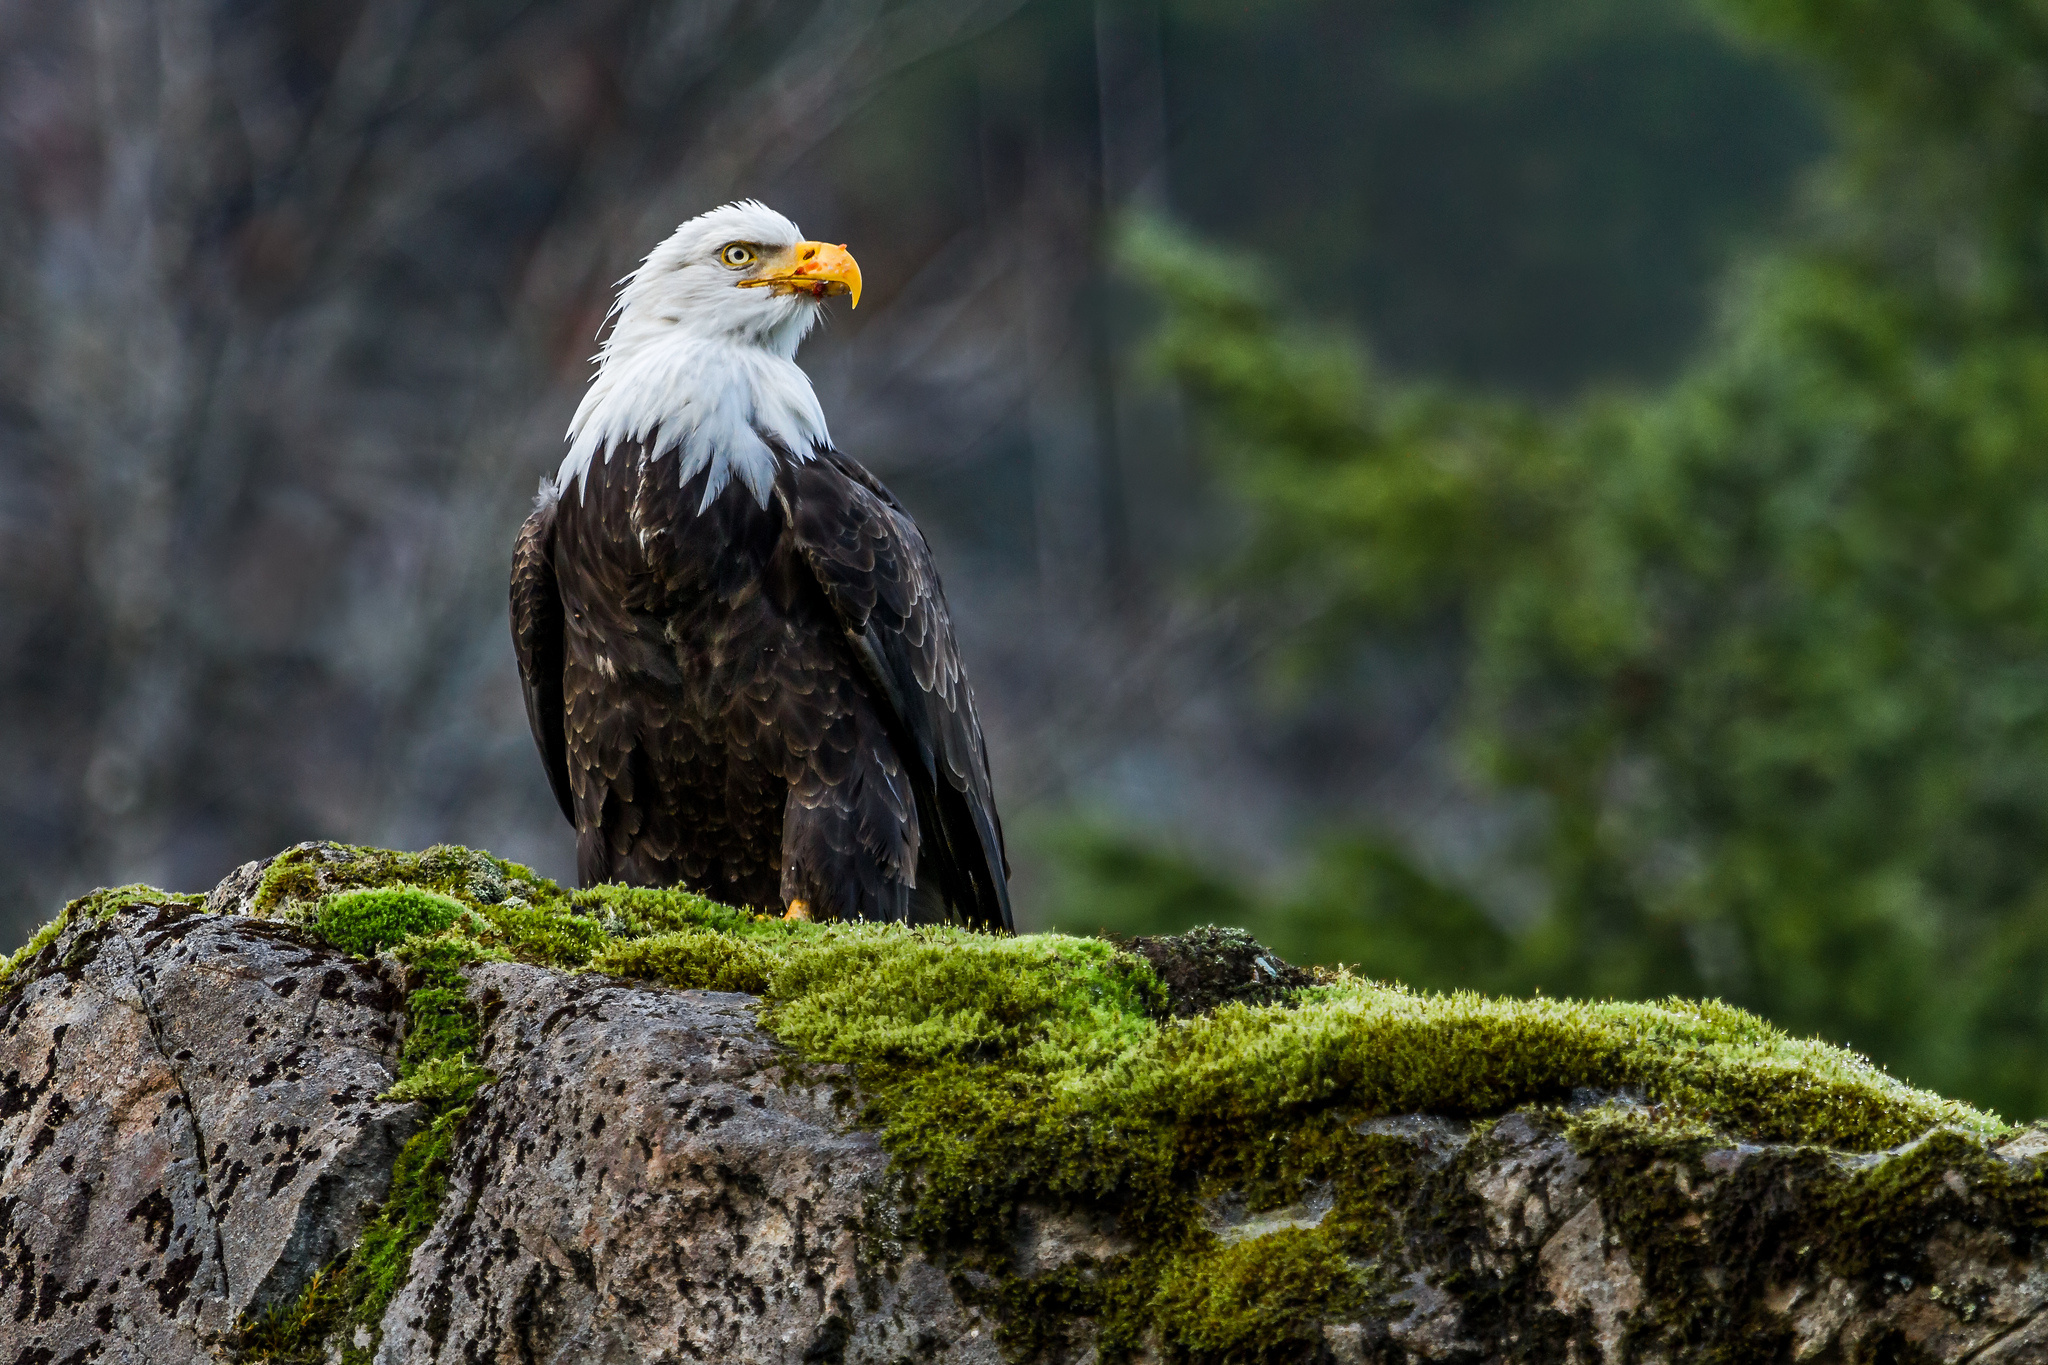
[560,201,859,506]
[605,200,862,360]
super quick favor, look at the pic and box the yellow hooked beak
[739,240,862,308]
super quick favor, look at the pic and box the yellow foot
[782,899,813,922]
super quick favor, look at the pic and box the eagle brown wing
[781,450,1014,931]
[511,481,575,825]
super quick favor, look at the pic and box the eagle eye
[719,243,756,268]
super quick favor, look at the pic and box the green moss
[753,936,1984,1359]
[1560,1107,1767,1359]
[571,881,761,933]
[766,928,1162,1074]
[231,1264,352,1365]
[990,1260,1112,1360]
[343,1107,468,1338]
[472,896,609,966]
[1161,985,1988,1150]
[389,932,500,1078]
[379,1054,491,1106]
[0,913,74,994]
[1152,1228,1368,1365]
[590,928,777,993]
[316,888,466,960]
[233,1108,471,1365]
[73,883,204,923]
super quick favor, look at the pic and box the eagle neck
[559,336,829,513]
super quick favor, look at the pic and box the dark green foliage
[1047,827,1525,998]
[1041,823,1259,941]
[1044,826,1520,997]
[1282,840,1517,990]
[1078,0,2048,1120]
[1169,0,1824,392]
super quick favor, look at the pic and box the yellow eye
[720,243,755,267]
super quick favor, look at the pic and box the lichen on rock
[2,841,2043,1364]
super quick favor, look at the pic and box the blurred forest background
[9,0,2048,1117]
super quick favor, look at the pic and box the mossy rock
[1117,924,1318,1018]
[6,843,2030,1365]
[0,883,204,997]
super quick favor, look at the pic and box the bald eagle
[511,201,1011,930]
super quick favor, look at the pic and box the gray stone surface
[374,963,1000,1365]
[203,857,271,916]
[140,909,422,1314]
[0,896,418,1364]
[1328,1111,2048,1364]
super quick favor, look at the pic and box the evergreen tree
[1099,0,2048,1118]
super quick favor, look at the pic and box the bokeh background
[9,0,2046,1115]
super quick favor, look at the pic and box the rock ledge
[3,847,2046,1364]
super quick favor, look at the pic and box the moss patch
[768,959,1994,1360]
[249,843,542,920]
[588,927,777,993]
[1152,1228,1369,1365]
[315,888,464,960]
[0,885,202,996]
[9,843,2008,1364]
[231,1265,351,1365]
[233,1107,471,1365]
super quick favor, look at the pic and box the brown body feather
[510,439,1011,929]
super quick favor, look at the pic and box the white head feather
[559,201,836,511]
